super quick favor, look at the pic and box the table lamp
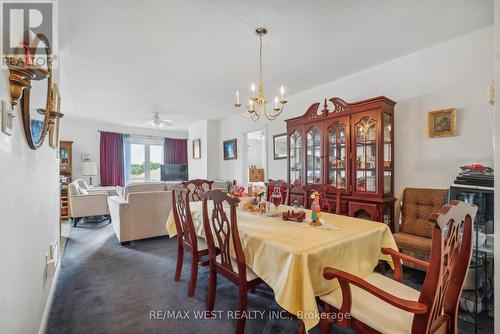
[82,161,98,186]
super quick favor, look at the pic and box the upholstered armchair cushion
[123,182,166,199]
[393,232,432,257]
[320,273,420,334]
[400,188,448,238]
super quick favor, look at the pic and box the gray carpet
[46,220,492,334]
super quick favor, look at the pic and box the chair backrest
[200,190,246,283]
[401,188,448,238]
[266,179,292,205]
[172,186,199,253]
[304,184,331,212]
[412,200,477,334]
[303,184,344,214]
[182,179,214,202]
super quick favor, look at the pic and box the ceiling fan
[145,112,173,127]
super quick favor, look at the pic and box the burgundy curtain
[164,138,187,164]
[100,131,125,186]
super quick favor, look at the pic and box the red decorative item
[281,210,306,222]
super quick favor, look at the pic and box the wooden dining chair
[181,179,214,201]
[303,184,343,214]
[266,179,292,205]
[172,186,209,297]
[319,200,477,334]
[200,190,264,334]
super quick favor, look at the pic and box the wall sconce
[487,82,494,106]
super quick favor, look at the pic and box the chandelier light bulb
[236,90,240,104]
[280,86,285,99]
[251,83,256,94]
[274,96,279,109]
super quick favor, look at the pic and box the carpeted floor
[46,219,492,334]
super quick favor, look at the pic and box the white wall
[188,119,219,180]
[0,69,60,332]
[60,116,187,185]
[218,27,494,202]
[188,120,208,179]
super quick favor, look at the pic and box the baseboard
[38,258,62,334]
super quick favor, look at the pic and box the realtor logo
[2,1,53,55]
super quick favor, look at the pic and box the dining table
[165,198,398,332]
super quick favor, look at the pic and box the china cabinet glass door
[289,130,303,183]
[383,112,393,194]
[327,121,347,189]
[306,126,322,184]
[354,117,377,192]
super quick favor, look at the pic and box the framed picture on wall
[192,138,201,159]
[273,133,287,160]
[223,138,237,160]
[428,108,456,138]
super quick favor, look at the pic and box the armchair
[68,181,109,227]
[393,188,448,259]
[319,200,477,334]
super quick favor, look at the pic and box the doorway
[244,129,267,188]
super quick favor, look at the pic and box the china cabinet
[285,96,396,230]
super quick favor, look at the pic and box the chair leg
[207,262,217,313]
[297,319,305,334]
[174,245,183,281]
[236,286,248,334]
[187,254,199,297]
[319,317,332,334]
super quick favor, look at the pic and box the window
[129,136,164,183]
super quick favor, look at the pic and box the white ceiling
[59,0,493,130]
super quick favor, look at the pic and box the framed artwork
[273,133,287,160]
[192,138,201,160]
[223,138,237,160]
[428,108,456,138]
[1,100,14,136]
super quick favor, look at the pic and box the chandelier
[234,27,287,121]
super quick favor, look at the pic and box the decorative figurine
[310,191,322,226]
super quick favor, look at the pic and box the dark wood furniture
[285,96,396,229]
[393,188,448,259]
[200,190,264,334]
[303,184,344,215]
[181,179,214,202]
[172,186,209,297]
[319,200,477,334]
[59,140,73,221]
[265,179,292,205]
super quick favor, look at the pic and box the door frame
[242,127,267,186]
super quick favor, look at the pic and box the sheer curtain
[99,131,125,186]
[123,134,131,185]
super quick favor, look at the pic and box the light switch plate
[1,100,14,136]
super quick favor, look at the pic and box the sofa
[68,181,110,226]
[108,182,179,245]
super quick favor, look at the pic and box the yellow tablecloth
[166,201,397,331]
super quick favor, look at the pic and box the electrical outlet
[45,241,59,278]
